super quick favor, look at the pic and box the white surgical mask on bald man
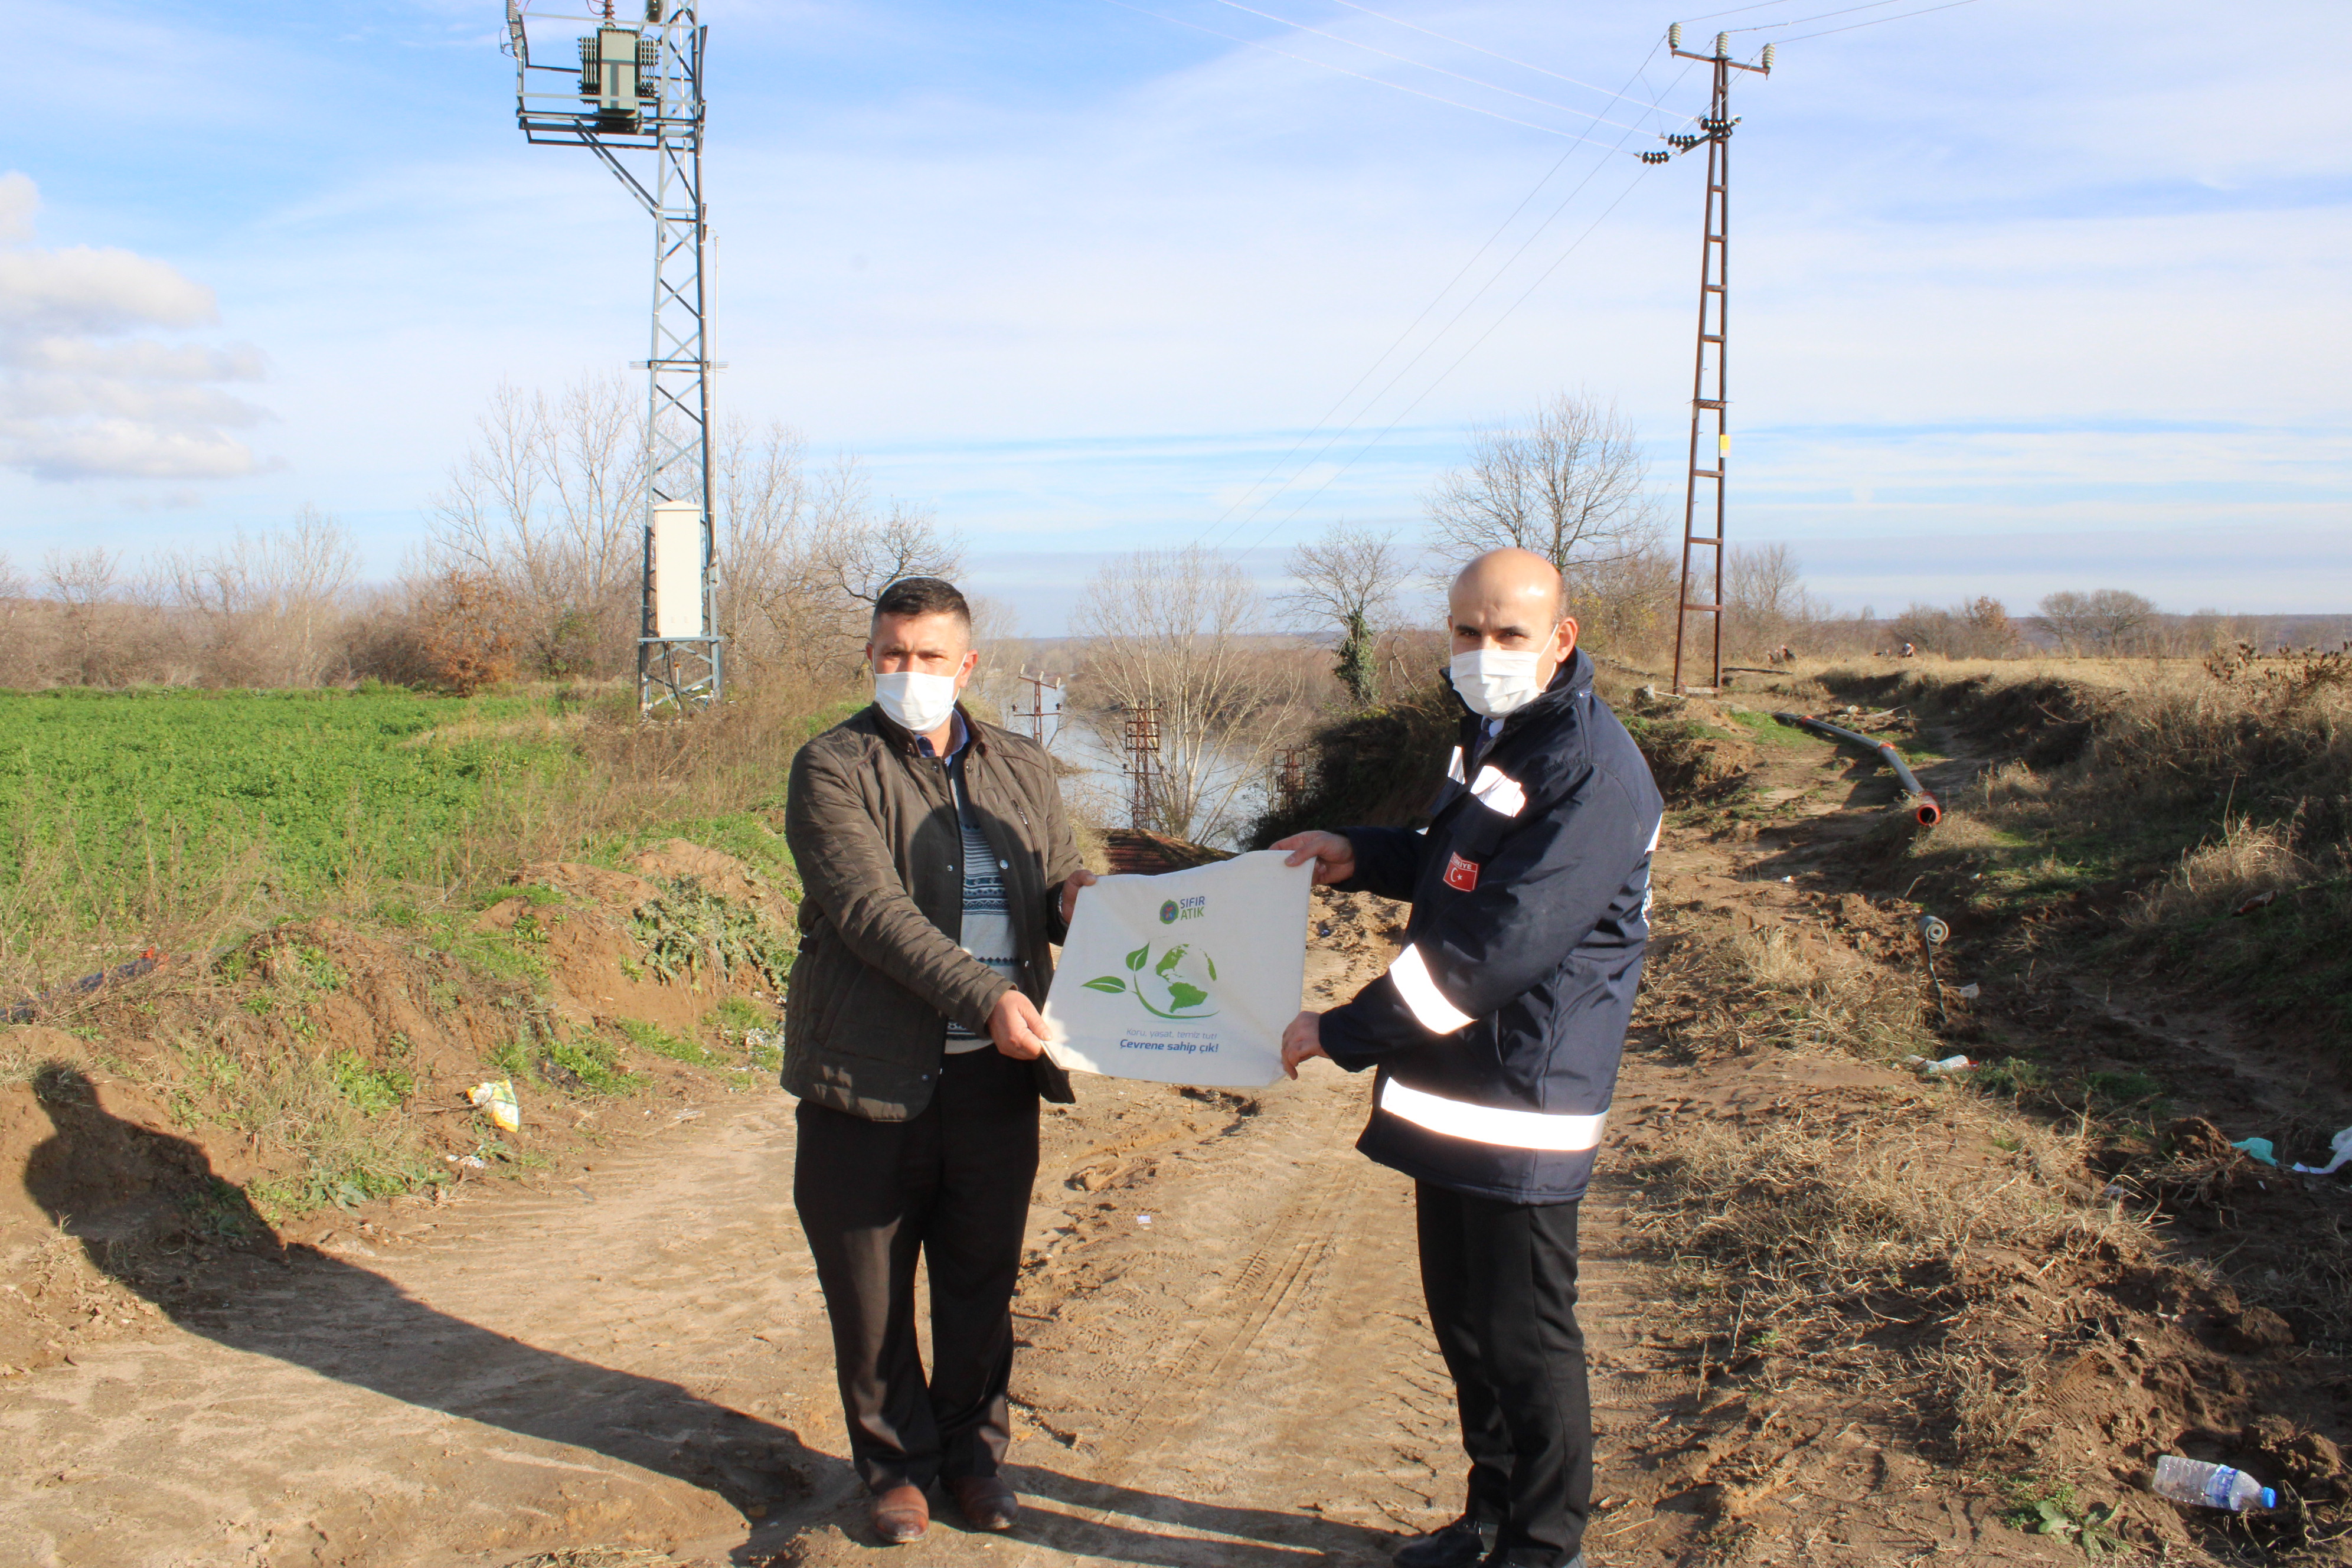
[1449,646,1557,717]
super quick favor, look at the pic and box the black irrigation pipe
[1773,711,1942,827]
[2,947,165,1025]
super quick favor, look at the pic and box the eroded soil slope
[4,705,2348,1566]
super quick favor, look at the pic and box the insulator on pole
[1668,22,1682,50]
[1761,43,1776,71]
[1714,31,1730,57]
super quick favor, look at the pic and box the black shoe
[1396,1516,1497,1568]
[1480,1553,1586,1568]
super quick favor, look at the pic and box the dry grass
[1680,923,1942,1066]
[1638,896,2164,1464]
[1630,1043,2144,1456]
[1809,654,2352,1036]
[2124,815,2318,929]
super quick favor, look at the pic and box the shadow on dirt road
[22,1064,816,1537]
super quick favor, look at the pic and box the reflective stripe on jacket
[1319,649,1662,1204]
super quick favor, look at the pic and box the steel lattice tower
[505,1,721,716]
[1649,29,1770,695]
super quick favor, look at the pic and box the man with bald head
[1275,547,1662,1568]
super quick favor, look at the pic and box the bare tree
[2083,588,2158,655]
[2038,592,2092,654]
[1072,547,1306,844]
[710,419,836,682]
[426,374,645,677]
[1724,541,1821,658]
[815,459,963,607]
[1426,393,1657,576]
[1892,597,2020,660]
[45,547,130,687]
[1282,524,1406,707]
[2040,589,2158,656]
[165,506,359,685]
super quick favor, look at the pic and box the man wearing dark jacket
[783,576,1095,1545]
[1276,548,1663,1568]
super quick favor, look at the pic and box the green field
[0,686,578,956]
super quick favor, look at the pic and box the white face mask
[1449,647,1550,718]
[874,670,961,734]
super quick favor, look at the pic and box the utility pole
[1012,669,1063,746]
[505,2,721,717]
[1122,703,1164,832]
[1274,744,1308,816]
[1648,28,1771,695]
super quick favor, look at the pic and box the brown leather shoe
[870,1483,929,1544]
[948,1475,1020,1532]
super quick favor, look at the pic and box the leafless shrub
[1566,543,1677,667]
[426,374,645,678]
[2039,588,2158,656]
[43,547,162,687]
[1721,542,1825,659]
[162,505,359,687]
[1890,596,2021,660]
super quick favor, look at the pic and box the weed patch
[615,1016,711,1067]
[629,878,792,988]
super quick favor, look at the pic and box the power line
[1205,61,1684,554]
[1672,0,1811,23]
[1188,40,1685,546]
[1234,168,1655,559]
[1200,132,1639,553]
[1185,141,1599,544]
[1097,0,1632,147]
[1321,0,1684,114]
[1728,0,1913,34]
[1776,0,1978,43]
[1200,0,1658,133]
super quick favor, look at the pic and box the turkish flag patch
[1443,852,1481,891]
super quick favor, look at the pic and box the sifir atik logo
[1082,943,1220,1018]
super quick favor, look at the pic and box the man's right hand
[1273,830,1356,887]
[988,988,1053,1061]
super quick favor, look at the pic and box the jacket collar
[1443,646,1594,741]
[866,703,989,760]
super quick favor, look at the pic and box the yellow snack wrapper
[468,1077,520,1132]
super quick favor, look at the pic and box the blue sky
[4,0,2346,631]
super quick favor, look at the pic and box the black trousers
[792,1048,1040,1493]
[1416,1183,1592,1568]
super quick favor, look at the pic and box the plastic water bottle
[2151,1456,2275,1512]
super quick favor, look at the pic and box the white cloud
[0,172,267,482]
[0,172,33,243]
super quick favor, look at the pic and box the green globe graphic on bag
[1081,942,1220,1020]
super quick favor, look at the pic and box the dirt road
[5,881,2057,1567]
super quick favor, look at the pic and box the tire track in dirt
[3,881,1773,1568]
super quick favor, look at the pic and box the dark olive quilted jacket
[782,704,1081,1119]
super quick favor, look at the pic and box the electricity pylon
[1646,28,1771,695]
[504,2,721,716]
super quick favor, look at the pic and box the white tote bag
[1043,850,1314,1088]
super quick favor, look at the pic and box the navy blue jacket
[1319,649,1662,1204]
